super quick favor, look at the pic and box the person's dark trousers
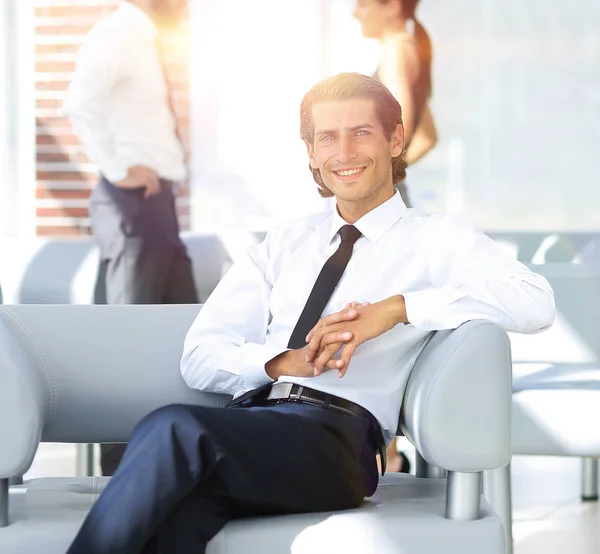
[67,402,379,554]
[90,176,199,475]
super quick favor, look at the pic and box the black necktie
[225,224,362,409]
[287,225,362,349]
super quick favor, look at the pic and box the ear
[390,123,404,157]
[304,140,319,169]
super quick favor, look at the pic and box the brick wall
[34,0,191,236]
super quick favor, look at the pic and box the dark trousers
[67,402,379,554]
[91,176,199,475]
[90,176,198,306]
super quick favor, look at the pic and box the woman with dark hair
[354,0,438,472]
[354,0,437,208]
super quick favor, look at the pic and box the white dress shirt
[65,2,186,183]
[181,192,555,442]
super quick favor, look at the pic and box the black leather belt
[266,382,387,475]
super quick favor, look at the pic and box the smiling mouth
[332,167,366,179]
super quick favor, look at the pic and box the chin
[361,25,380,39]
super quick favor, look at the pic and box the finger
[305,330,352,363]
[313,343,344,376]
[337,343,357,378]
[306,308,359,343]
[324,357,345,370]
[305,324,345,362]
[145,175,160,197]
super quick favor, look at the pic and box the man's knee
[131,404,217,461]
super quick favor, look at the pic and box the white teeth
[337,168,363,176]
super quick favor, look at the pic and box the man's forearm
[265,351,289,381]
[383,294,409,326]
[265,348,318,380]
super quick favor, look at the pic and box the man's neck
[336,186,395,224]
[380,18,408,42]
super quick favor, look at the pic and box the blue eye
[320,135,334,142]
[357,130,370,136]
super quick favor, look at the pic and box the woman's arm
[378,35,419,146]
[404,102,438,165]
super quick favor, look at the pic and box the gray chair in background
[484,262,600,554]
[0,304,511,554]
[0,238,100,305]
[0,232,256,307]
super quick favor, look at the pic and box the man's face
[306,98,403,206]
[353,0,397,39]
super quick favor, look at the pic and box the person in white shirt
[66,73,555,554]
[65,0,198,476]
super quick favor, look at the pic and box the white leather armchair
[0,304,511,554]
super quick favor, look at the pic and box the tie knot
[338,225,362,244]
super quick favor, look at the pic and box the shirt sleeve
[180,231,288,396]
[64,32,128,183]
[402,214,556,333]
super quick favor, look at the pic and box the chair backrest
[485,231,600,263]
[0,238,100,305]
[0,305,512,477]
[0,304,225,449]
[0,232,261,306]
[509,263,600,363]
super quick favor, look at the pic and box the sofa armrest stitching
[0,307,58,422]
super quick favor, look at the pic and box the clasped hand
[265,297,404,381]
[305,299,400,377]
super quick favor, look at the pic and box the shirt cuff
[99,159,128,183]
[238,343,288,388]
[402,287,468,330]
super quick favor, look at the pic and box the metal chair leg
[485,463,514,554]
[76,443,96,477]
[446,471,482,520]
[0,478,8,527]
[581,457,599,501]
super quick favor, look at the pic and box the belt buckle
[268,383,294,400]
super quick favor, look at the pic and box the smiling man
[66,73,555,554]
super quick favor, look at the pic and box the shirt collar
[119,1,158,40]
[328,189,407,244]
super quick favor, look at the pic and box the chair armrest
[0,304,231,479]
[0,309,48,478]
[400,320,512,472]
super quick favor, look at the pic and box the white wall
[0,0,35,239]
[188,0,333,234]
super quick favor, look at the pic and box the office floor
[24,443,600,554]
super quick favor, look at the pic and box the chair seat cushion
[1,475,504,554]
[512,362,600,456]
[513,362,600,392]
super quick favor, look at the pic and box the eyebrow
[315,124,376,137]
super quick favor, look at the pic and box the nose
[337,135,358,163]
